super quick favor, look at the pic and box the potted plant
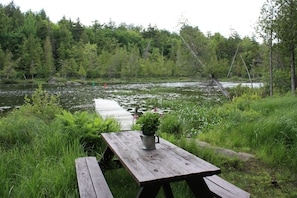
[136,112,160,150]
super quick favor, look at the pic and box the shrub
[55,110,120,154]
[23,84,61,121]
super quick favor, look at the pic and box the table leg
[186,177,213,198]
[162,183,174,198]
[136,185,161,198]
[99,146,115,170]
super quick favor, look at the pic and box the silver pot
[140,134,160,150]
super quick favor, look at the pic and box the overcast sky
[1,0,265,39]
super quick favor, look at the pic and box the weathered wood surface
[101,131,221,186]
[94,99,134,131]
[75,157,113,198]
[204,175,250,198]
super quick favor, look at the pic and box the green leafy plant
[136,112,160,136]
[23,84,61,121]
[55,110,120,155]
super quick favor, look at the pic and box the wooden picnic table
[100,131,221,198]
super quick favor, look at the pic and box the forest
[0,0,296,95]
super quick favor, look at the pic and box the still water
[0,81,263,113]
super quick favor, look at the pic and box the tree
[22,11,37,37]
[83,43,99,78]
[275,0,297,95]
[56,20,73,71]
[260,0,297,95]
[98,50,111,78]
[42,36,54,77]
[20,34,43,79]
[59,59,70,78]
[0,5,11,37]
[0,2,23,57]
[149,48,163,77]
[72,18,84,42]
[125,44,141,78]
[258,0,278,96]
[1,50,18,79]
[179,25,216,77]
[78,64,86,80]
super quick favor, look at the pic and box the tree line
[258,0,297,95]
[0,1,295,95]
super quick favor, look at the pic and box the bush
[55,110,120,154]
[23,84,61,121]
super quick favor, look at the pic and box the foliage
[159,113,183,136]
[175,102,222,137]
[55,110,120,154]
[136,112,160,136]
[199,95,297,172]
[0,85,121,197]
[0,2,266,83]
[258,0,297,95]
[0,111,47,150]
[0,95,81,197]
[23,84,61,121]
[272,69,291,94]
[227,84,264,99]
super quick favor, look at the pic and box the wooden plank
[101,131,221,186]
[94,99,134,131]
[204,175,250,198]
[75,157,113,198]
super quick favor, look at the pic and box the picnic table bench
[204,175,250,198]
[75,131,250,198]
[75,157,113,198]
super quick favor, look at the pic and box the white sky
[1,0,265,39]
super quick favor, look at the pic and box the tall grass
[0,117,82,197]
[198,94,297,171]
[0,86,120,197]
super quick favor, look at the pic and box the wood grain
[204,175,250,198]
[101,131,221,186]
[75,157,113,198]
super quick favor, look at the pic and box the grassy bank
[194,94,297,197]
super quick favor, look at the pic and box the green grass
[198,95,297,170]
[0,119,82,197]
[0,86,121,197]
[1,86,297,197]
[195,94,297,197]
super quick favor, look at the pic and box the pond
[0,81,263,114]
